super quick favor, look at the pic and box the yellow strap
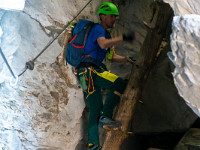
[107,48,114,60]
[98,71,118,83]
[78,68,87,76]
[85,68,119,99]
[88,67,118,83]
[68,22,76,28]
[106,48,114,68]
[106,59,112,69]
[78,72,83,76]
[88,143,94,147]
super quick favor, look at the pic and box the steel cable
[0,47,16,79]
[18,0,94,77]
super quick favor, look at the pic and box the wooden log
[102,2,173,150]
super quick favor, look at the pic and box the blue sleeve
[91,25,105,42]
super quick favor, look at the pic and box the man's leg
[93,70,127,120]
[87,87,102,146]
[102,77,126,118]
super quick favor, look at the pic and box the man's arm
[97,31,138,49]
[112,51,128,63]
[97,36,123,49]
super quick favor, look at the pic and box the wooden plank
[102,2,173,150]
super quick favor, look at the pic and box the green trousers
[78,67,127,145]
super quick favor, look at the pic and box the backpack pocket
[66,42,84,68]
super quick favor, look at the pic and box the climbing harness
[81,67,119,99]
[17,0,95,77]
[88,67,118,83]
[78,67,96,99]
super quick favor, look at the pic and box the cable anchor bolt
[26,61,34,70]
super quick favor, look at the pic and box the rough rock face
[164,0,200,117]
[0,0,25,10]
[175,128,200,150]
[0,0,200,150]
[170,15,200,117]
[163,0,200,15]
[0,0,102,149]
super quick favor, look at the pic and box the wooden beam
[102,2,173,150]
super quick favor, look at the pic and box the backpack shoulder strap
[83,23,99,55]
[83,22,95,46]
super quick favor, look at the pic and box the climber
[77,2,136,150]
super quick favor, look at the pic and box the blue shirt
[84,24,110,63]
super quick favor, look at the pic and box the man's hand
[126,56,136,64]
[123,32,140,42]
[123,33,135,42]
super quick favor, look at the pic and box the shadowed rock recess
[0,0,199,150]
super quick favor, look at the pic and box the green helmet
[97,2,119,16]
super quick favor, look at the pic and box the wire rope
[18,0,94,77]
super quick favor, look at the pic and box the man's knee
[113,78,127,94]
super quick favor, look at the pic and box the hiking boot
[88,144,102,150]
[98,116,122,129]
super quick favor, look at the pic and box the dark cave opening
[121,118,200,150]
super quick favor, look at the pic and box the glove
[126,56,136,64]
[123,33,135,42]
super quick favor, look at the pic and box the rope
[18,0,94,77]
[0,47,16,79]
